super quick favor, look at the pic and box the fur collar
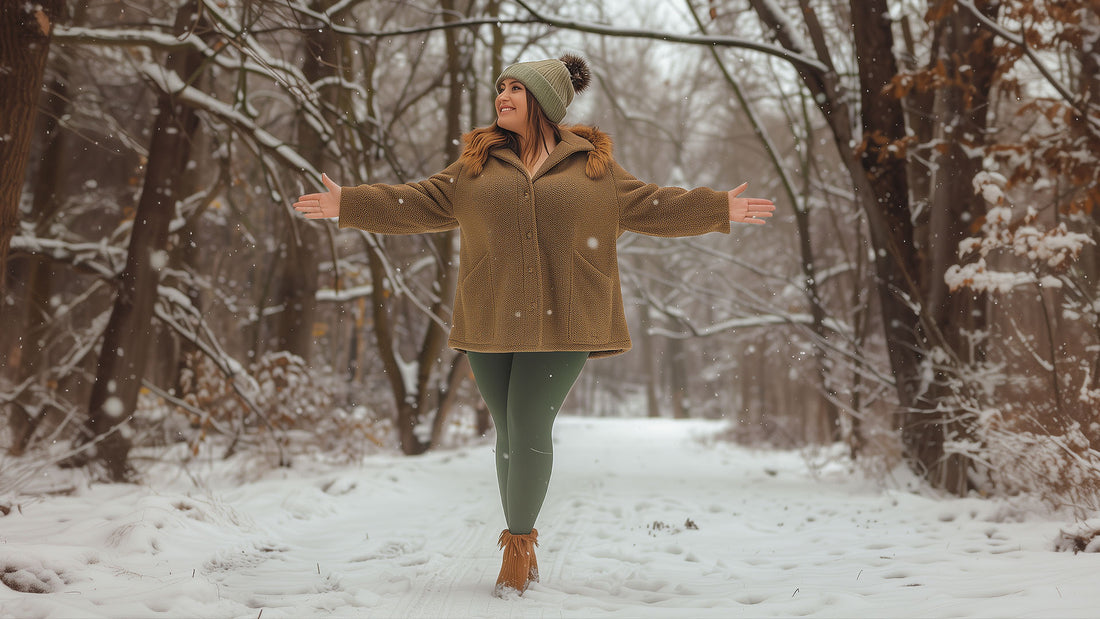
[459,125,613,179]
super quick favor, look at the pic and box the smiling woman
[494,80,547,174]
[493,54,589,175]
[495,79,529,130]
[291,53,775,598]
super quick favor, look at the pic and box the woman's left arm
[614,162,773,237]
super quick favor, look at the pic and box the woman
[293,54,774,596]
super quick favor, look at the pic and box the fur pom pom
[560,53,591,93]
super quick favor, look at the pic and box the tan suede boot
[495,529,538,596]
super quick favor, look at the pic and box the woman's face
[495,78,528,135]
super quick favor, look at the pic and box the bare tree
[0,1,63,291]
[6,2,83,455]
[730,0,998,493]
[80,0,207,480]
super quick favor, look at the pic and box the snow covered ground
[2,416,1098,618]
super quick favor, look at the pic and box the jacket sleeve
[612,161,731,238]
[337,161,461,234]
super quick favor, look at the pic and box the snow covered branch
[646,312,840,339]
[138,62,321,181]
[511,0,828,74]
[955,0,1082,115]
[281,0,828,73]
[9,235,126,280]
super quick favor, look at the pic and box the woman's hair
[460,89,561,174]
[516,89,561,168]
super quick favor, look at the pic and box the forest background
[1,0,1098,518]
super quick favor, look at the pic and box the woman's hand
[728,183,775,225]
[293,173,342,219]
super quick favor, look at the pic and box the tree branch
[509,0,828,73]
[955,0,1081,114]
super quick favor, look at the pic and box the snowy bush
[947,196,1100,517]
[975,413,1100,519]
[174,351,389,462]
[1055,519,1100,553]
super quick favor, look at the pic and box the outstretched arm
[293,173,341,219]
[728,183,775,225]
[293,163,459,234]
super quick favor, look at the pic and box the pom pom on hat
[495,54,591,123]
[560,53,591,93]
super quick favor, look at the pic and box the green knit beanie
[496,54,591,123]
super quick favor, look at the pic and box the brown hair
[518,89,561,169]
[459,90,560,174]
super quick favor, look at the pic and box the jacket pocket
[570,250,614,342]
[456,254,494,342]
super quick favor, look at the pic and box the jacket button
[528,267,533,273]
[525,232,532,239]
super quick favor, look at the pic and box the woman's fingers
[729,187,776,224]
[294,193,324,205]
[293,193,330,219]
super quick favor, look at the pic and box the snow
[2,417,1098,618]
[973,170,1006,204]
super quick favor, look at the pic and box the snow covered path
[2,416,1098,618]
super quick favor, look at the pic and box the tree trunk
[688,2,839,439]
[639,303,662,417]
[748,0,980,492]
[274,0,352,359]
[1072,8,1100,385]
[273,223,320,357]
[790,168,839,441]
[919,0,1000,494]
[82,0,203,480]
[846,218,870,458]
[8,38,72,454]
[668,336,688,419]
[430,352,469,447]
[382,0,465,455]
[410,0,464,450]
[848,0,986,493]
[0,0,63,292]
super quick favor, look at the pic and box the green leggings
[467,351,588,535]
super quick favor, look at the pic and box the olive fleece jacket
[338,126,730,358]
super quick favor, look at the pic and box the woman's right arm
[293,162,461,234]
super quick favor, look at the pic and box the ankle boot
[495,529,538,595]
